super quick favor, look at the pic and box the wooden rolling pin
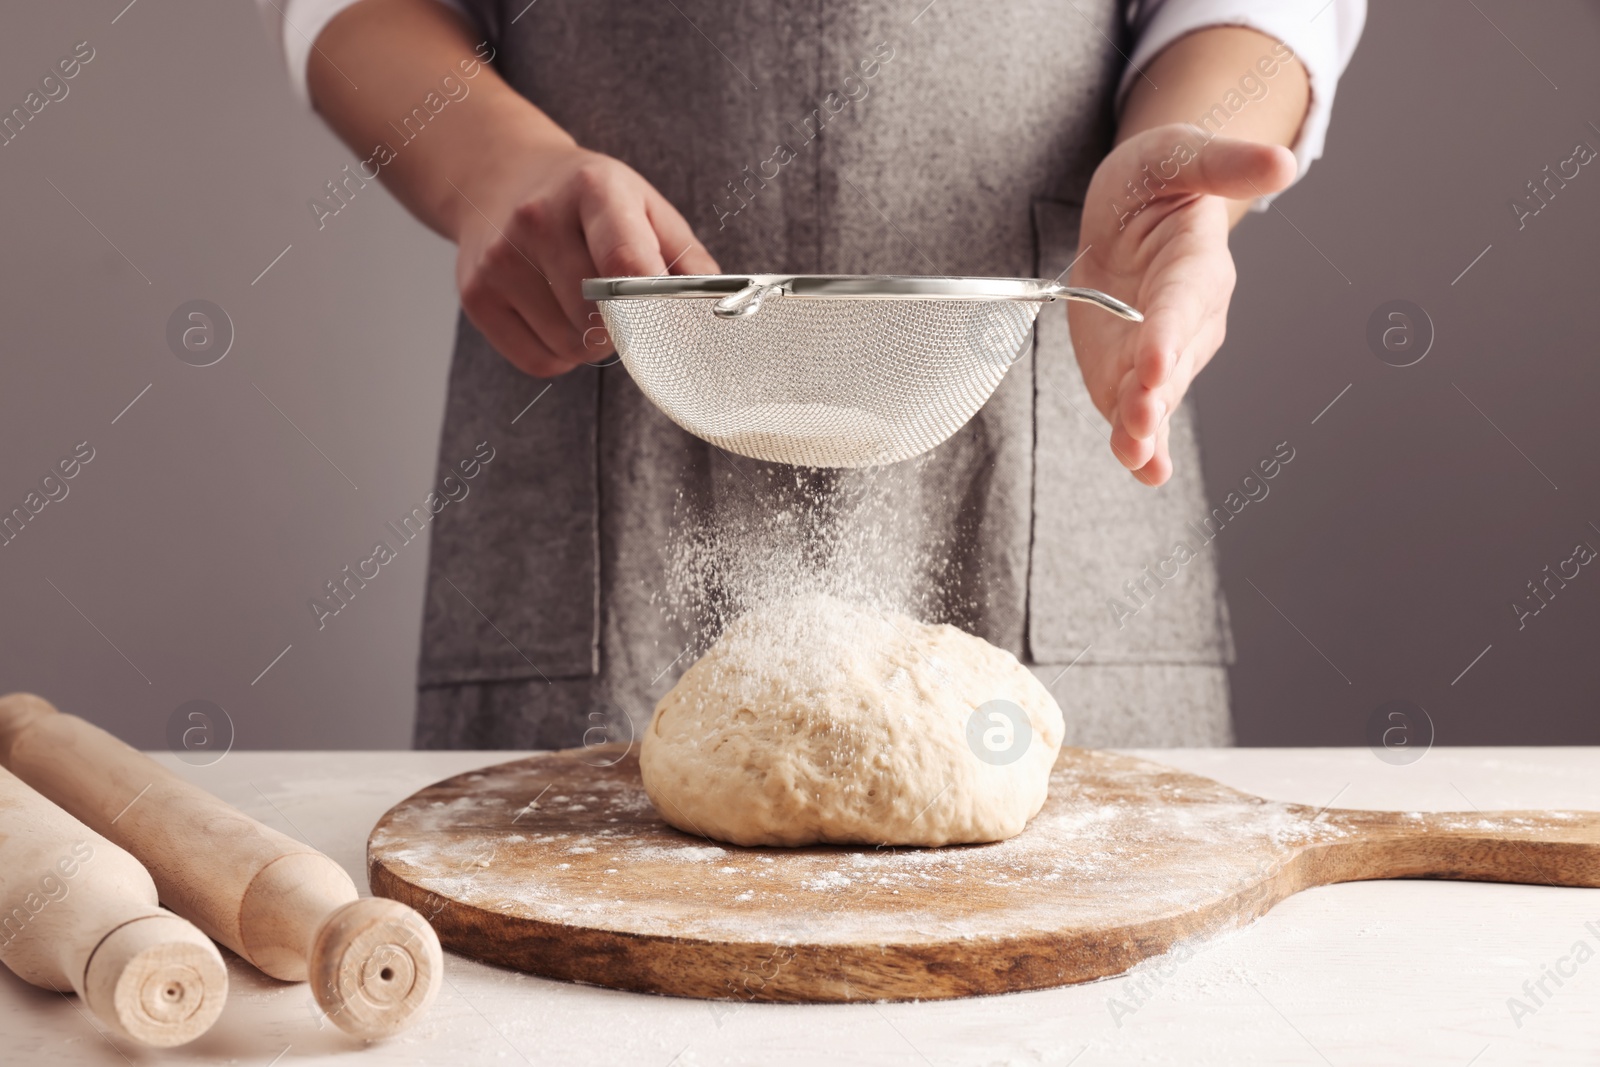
[0,693,441,1039]
[0,764,227,1047]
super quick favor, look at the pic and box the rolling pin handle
[309,897,443,1039]
[0,692,55,762]
[83,911,229,1048]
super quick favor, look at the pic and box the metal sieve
[581,274,1142,468]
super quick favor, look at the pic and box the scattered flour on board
[623,845,727,862]
[802,871,854,892]
[372,748,1381,950]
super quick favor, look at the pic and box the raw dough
[639,594,1065,847]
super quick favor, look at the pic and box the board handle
[1307,806,1600,887]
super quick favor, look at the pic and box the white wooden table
[4,748,1596,1066]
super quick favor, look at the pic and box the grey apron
[415,0,1234,750]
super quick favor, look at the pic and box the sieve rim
[583,274,1080,303]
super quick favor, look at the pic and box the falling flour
[658,459,968,662]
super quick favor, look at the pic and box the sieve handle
[713,282,782,319]
[1040,283,1144,323]
[699,277,1141,321]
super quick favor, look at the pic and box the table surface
[4,748,1597,1067]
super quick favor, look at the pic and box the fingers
[506,267,599,368]
[462,152,720,378]
[1127,278,1211,416]
[645,193,721,275]
[1125,216,1234,422]
[1107,393,1173,486]
[464,228,596,372]
[1118,361,1168,441]
[460,283,571,378]
[1109,420,1155,472]
[578,180,671,278]
[540,225,620,364]
[1134,277,1206,392]
[571,171,718,360]
[1109,366,1157,472]
[505,163,675,354]
[1122,261,1229,430]
[1136,128,1298,202]
[1132,420,1173,487]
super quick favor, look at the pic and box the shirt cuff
[263,0,474,105]
[1119,0,1366,198]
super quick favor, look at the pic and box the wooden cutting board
[367,745,1600,1002]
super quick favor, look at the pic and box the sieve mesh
[597,296,1043,468]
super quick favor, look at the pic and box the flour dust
[658,458,970,660]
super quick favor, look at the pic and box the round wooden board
[368,744,1335,1002]
[368,745,1600,1002]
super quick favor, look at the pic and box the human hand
[1068,125,1297,485]
[453,143,719,377]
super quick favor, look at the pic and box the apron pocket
[418,314,600,687]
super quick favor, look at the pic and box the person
[260,0,1364,749]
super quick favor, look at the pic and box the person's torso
[418,2,1232,750]
[476,0,1124,274]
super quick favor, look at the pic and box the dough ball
[639,594,1065,847]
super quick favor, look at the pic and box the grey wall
[1200,0,1600,746]
[0,0,459,749]
[0,1,1594,750]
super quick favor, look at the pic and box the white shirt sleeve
[256,0,475,104]
[259,0,1363,184]
[1121,0,1366,183]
